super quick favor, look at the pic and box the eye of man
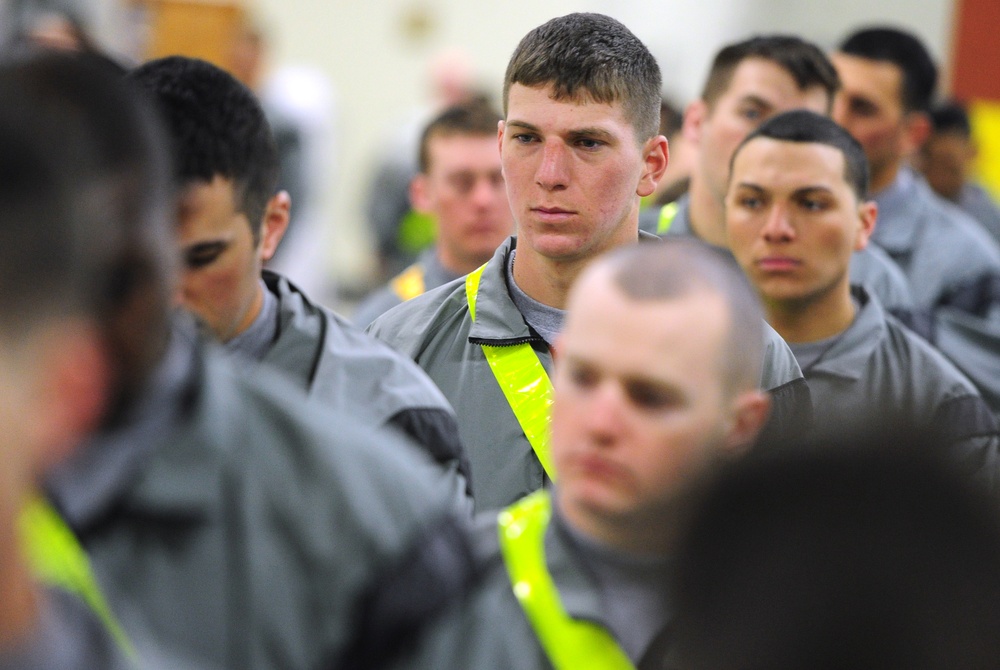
[184,241,229,269]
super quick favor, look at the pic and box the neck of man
[557,494,677,557]
[0,512,40,649]
[764,279,856,344]
[224,279,265,344]
[869,156,903,196]
[687,173,729,247]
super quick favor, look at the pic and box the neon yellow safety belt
[390,262,427,302]
[498,490,635,670]
[465,263,556,480]
[18,494,137,660]
[656,202,679,235]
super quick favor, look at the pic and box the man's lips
[531,206,576,223]
[756,256,802,272]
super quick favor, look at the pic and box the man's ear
[723,390,771,455]
[409,173,432,213]
[683,99,709,146]
[855,200,878,251]
[637,135,670,198]
[29,323,109,474]
[259,191,291,262]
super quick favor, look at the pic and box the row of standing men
[4,12,1000,670]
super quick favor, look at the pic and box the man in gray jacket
[833,27,1000,411]
[130,56,470,501]
[383,239,771,670]
[725,109,999,489]
[11,52,467,670]
[369,13,810,512]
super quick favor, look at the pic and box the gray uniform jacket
[795,287,1000,492]
[0,589,133,670]
[368,236,810,511]
[871,171,1000,413]
[388,510,671,670]
[260,271,471,500]
[958,182,1000,245]
[352,248,460,329]
[871,170,1000,308]
[638,195,915,312]
[44,322,463,670]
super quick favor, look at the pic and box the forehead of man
[563,267,731,393]
[710,57,832,115]
[731,137,853,200]
[506,83,641,144]
[425,132,500,176]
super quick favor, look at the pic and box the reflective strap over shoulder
[657,202,679,236]
[390,262,427,302]
[18,495,137,661]
[498,491,635,670]
[466,264,556,480]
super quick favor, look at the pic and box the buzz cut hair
[598,239,766,394]
[838,27,938,113]
[732,109,870,200]
[418,98,502,173]
[130,56,279,242]
[502,12,662,141]
[701,35,840,112]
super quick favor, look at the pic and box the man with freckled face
[386,241,771,670]
[725,109,999,489]
[369,13,669,511]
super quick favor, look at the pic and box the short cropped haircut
[0,52,173,413]
[599,239,766,395]
[701,35,840,112]
[503,13,662,141]
[732,110,870,199]
[930,100,972,138]
[418,98,502,173]
[671,427,1000,669]
[130,56,279,241]
[839,27,938,113]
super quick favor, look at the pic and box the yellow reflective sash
[390,262,427,302]
[18,494,136,660]
[465,263,556,480]
[498,490,635,670]
[656,202,679,235]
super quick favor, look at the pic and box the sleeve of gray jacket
[756,322,814,447]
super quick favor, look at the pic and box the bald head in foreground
[382,239,770,670]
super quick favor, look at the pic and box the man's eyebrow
[568,127,616,142]
[737,94,775,110]
[733,182,767,192]
[505,120,540,132]
[792,185,835,197]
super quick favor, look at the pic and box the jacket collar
[805,286,887,381]
[870,168,929,256]
[467,237,539,345]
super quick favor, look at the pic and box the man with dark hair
[640,34,915,315]
[725,110,999,486]
[0,53,135,669]
[833,28,1000,411]
[131,56,471,504]
[388,240,770,669]
[10,53,467,669]
[353,99,514,327]
[671,431,1000,670]
[918,100,1000,243]
[370,14,806,511]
